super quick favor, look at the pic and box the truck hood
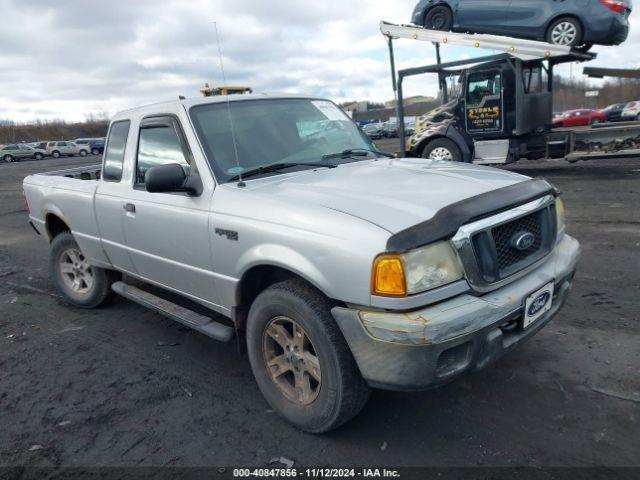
[244,158,528,233]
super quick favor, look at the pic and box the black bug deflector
[386,178,558,253]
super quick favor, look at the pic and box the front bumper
[332,234,580,391]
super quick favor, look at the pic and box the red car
[552,109,608,128]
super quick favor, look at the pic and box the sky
[0,0,639,123]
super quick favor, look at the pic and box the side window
[103,120,131,182]
[466,70,502,107]
[136,119,191,185]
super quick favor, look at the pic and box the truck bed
[23,165,103,261]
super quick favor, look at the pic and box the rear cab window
[103,120,131,182]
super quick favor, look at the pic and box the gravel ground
[0,153,639,470]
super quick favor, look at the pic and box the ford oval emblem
[528,292,551,317]
[511,231,535,251]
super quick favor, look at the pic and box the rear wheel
[421,138,463,162]
[246,279,370,433]
[3,155,14,163]
[591,118,602,125]
[34,153,43,160]
[424,6,453,31]
[79,150,87,157]
[49,232,120,308]
[52,150,61,158]
[92,148,100,155]
[546,17,582,47]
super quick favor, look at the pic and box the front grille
[493,211,543,271]
[471,206,556,283]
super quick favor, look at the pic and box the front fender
[236,244,332,299]
[410,122,472,162]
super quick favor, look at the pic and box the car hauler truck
[381,21,640,164]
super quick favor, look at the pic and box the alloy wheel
[59,248,94,295]
[262,316,322,406]
[551,22,577,46]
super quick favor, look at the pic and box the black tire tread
[248,279,370,433]
[49,232,119,309]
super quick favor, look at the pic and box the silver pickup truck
[23,94,580,433]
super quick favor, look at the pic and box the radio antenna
[213,21,244,187]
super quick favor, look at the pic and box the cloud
[0,0,638,122]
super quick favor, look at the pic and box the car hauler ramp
[379,21,595,61]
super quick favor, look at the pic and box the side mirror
[145,164,203,196]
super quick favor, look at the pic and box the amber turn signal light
[371,255,407,297]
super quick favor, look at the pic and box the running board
[111,282,234,342]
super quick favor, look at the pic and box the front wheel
[591,118,601,125]
[34,153,43,160]
[49,232,120,308]
[52,150,61,158]
[92,148,100,155]
[424,6,453,31]
[246,279,370,433]
[546,17,582,47]
[3,155,14,163]
[79,150,87,157]
[421,138,463,162]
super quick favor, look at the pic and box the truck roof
[112,93,325,121]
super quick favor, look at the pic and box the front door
[465,69,504,135]
[457,0,513,33]
[121,113,216,304]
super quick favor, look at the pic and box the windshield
[189,98,376,183]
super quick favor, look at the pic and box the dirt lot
[0,153,639,469]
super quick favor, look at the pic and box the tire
[49,232,120,308]
[421,138,463,162]
[92,148,100,155]
[52,150,61,158]
[34,153,43,160]
[424,6,453,31]
[546,17,582,47]
[3,155,14,163]
[591,118,601,125]
[246,279,370,433]
[79,150,87,157]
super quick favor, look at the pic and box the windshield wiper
[321,148,394,161]
[227,162,336,182]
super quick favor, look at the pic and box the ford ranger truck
[23,94,580,433]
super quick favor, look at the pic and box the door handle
[123,203,136,213]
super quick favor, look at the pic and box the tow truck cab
[408,54,574,164]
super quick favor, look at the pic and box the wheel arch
[45,212,71,242]
[234,262,334,330]
[414,129,472,162]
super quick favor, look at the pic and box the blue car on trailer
[411,0,632,50]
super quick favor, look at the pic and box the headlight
[372,241,463,297]
[556,197,566,239]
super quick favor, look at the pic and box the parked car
[88,138,106,155]
[621,101,640,121]
[552,109,607,128]
[24,94,579,433]
[412,0,632,49]
[362,122,385,139]
[32,141,50,151]
[46,141,90,158]
[382,120,399,137]
[601,103,629,122]
[1,144,47,162]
